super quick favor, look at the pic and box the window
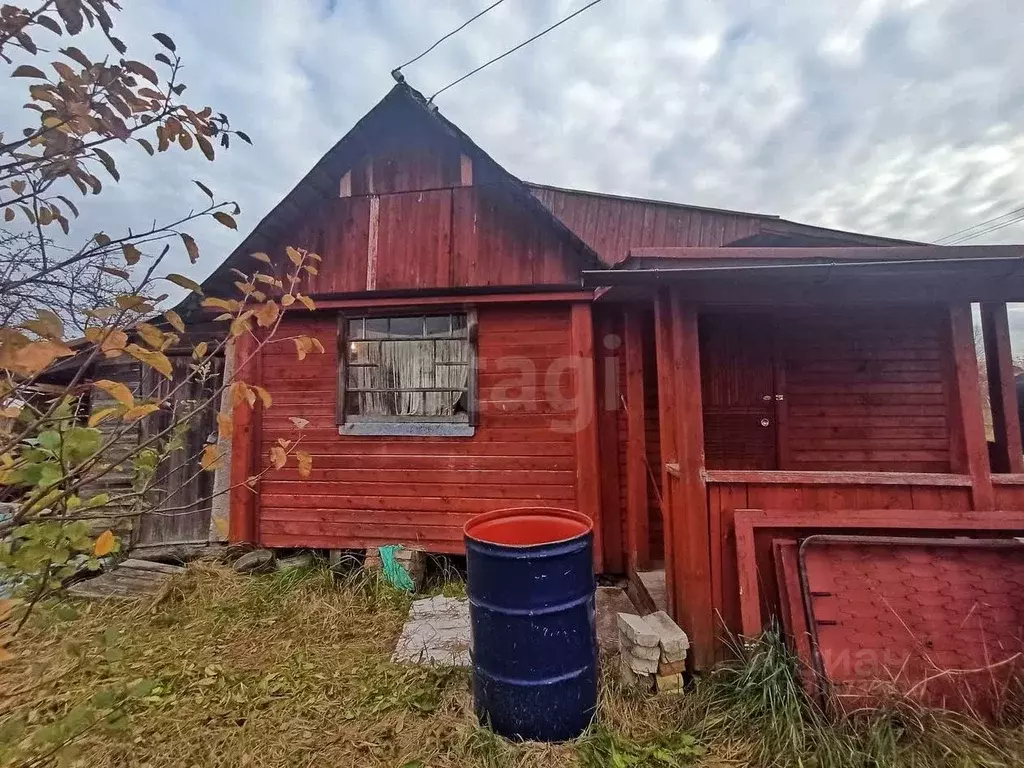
[338,311,477,436]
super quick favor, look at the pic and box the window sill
[338,422,475,438]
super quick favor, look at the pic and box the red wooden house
[203,83,1024,673]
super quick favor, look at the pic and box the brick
[655,672,684,694]
[647,610,690,657]
[621,648,659,675]
[619,632,660,660]
[661,646,688,664]
[658,659,686,676]
[619,656,654,691]
[616,613,658,647]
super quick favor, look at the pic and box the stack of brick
[616,611,690,694]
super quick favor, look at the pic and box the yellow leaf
[253,386,272,408]
[21,309,64,339]
[116,295,151,312]
[214,516,229,537]
[123,403,161,421]
[307,252,322,262]
[280,294,295,307]
[164,310,186,334]
[200,444,222,471]
[270,445,287,470]
[11,340,74,374]
[296,451,312,479]
[213,211,237,230]
[289,417,310,429]
[94,379,135,407]
[251,252,272,264]
[285,246,302,266]
[310,339,325,354]
[229,314,251,338]
[201,297,239,313]
[193,341,208,359]
[93,530,116,557]
[88,406,120,427]
[125,344,173,379]
[122,243,142,265]
[293,337,309,361]
[230,382,250,408]
[217,411,233,439]
[166,273,203,295]
[297,294,315,311]
[253,301,279,328]
[135,322,166,350]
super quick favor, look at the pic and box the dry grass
[0,565,1022,768]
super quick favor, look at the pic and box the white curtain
[353,338,468,417]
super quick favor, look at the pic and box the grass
[0,564,1021,767]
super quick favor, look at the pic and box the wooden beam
[667,295,713,670]
[365,195,379,291]
[981,302,1023,473]
[654,291,678,618]
[460,153,473,186]
[228,331,260,543]
[339,170,352,198]
[628,245,1024,262]
[703,470,972,487]
[291,291,596,311]
[571,303,603,572]
[948,305,994,508]
[624,307,650,571]
[595,310,624,573]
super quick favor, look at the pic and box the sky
[5,1,1024,314]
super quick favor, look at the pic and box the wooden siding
[781,307,951,472]
[529,185,762,265]
[273,185,581,295]
[255,304,585,552]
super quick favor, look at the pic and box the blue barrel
[464,506,597,742]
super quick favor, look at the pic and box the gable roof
[192,83,601,308]
[190,83,925,312]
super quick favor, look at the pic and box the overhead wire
[427,0,607,102]
[392,0,508,78]
[946,211,1024,245]
[936,204,1024,244]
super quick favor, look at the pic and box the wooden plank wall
[782,307,952,472]
[707,479,974,647]
[269,139,584,295]
[254,304,587,552]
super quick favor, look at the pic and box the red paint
[464,507,592,547]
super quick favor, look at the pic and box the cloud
[3,0,1024,292]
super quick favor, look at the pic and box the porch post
[947,305,995,509]
[570,302,604,572]
[657,290,713,670]
[981,302,1023,473]
[624,307,650,571]
[654,292,678,619]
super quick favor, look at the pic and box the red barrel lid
[464,507,592,547]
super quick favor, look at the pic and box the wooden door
[700,314,778,470]
[136,355,222,546]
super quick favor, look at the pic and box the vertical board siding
[528,185,763,265]
[272,186,581,295]
[782,308,952,472]
[256,305,581,553]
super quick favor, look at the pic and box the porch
[586,245,1024,670]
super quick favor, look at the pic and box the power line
[428,0,607,102]
[392,0,508,79]
[947,211,1024,245]
[936,204,1024,244]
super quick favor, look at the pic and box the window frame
[335,308,478,437]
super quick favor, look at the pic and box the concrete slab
[393,595,472,666]
[596,586,640,652]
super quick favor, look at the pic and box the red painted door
[700,314,779,470]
